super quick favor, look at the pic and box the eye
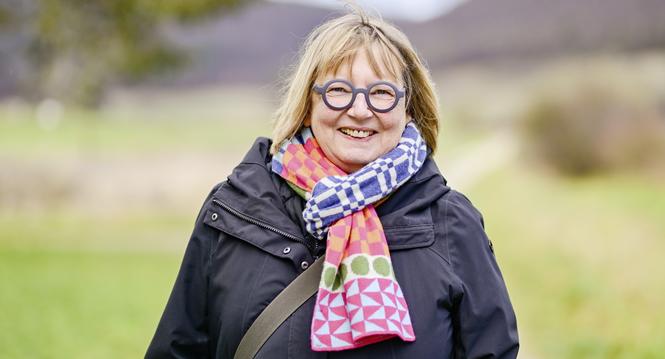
[373,89,392,96]
[328,86,350,93]
[326,82,352,97]
[370,86,396,98]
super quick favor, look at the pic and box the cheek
[310,105,338,128]
[383,107,408,130]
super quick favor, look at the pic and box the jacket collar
[213,137,307,240]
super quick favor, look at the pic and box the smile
[339,127,376,139]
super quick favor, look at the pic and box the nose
[347,92,373,119]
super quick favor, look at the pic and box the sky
[269,0,466,22]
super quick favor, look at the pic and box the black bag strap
[233,256,325,359]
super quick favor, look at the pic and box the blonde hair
[270,7,440,155]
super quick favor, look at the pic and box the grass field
[1,82,664,357]
[470,162,665,359]
[2,159,663,358]
[0,103,272,157]
[0,248,180,358]
[0,205,195,359]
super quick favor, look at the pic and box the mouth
[338,127,376,139]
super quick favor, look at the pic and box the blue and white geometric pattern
[303,122,428,240]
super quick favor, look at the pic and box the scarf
[271,121,427,351]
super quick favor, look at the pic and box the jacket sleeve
[145,184,222,359]
[445,191,519,359]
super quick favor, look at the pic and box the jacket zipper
[211,198,308,247]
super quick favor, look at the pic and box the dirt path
[442,131,519,193]
[0,151,244,215]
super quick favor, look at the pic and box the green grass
[0,97,273,157]
[0,210,196,253]
[0,210,194,358]
[0,248,180,359]
[0,112,271,156]
[469,162,665,359]
[2,164,663,358]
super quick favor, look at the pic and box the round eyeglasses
[312,79,406,113]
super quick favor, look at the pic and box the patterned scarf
[271,121,427,351]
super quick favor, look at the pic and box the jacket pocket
[384,224,435,251]
[202,206,300,261]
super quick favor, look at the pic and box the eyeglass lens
[323,80,398,111]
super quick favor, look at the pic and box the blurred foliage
[472,163,665,359]
[0,7,9,25]
[519,58,665,176]
[1,0,250,107]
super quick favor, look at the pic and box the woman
[146,9,519,359]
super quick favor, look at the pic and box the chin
[336,154,375,173]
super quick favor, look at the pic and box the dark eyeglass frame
[312,79,406,113]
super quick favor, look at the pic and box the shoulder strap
[233,256,325,359]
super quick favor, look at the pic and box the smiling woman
[146,6,519,359]
[305,50,409,173]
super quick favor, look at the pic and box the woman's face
[306,50,409,174]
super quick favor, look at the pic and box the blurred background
[1,0,664,358]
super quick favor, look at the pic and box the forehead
[317,43,404,84]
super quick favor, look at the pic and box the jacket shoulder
[429,188,491,265]
[440,189,485,228]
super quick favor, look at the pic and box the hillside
[157,0,665,86]
[403,0,665,67]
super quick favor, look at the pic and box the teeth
[340,128,373,138]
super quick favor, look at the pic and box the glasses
[312,79,406,113]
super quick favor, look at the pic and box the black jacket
[146,138,519,358]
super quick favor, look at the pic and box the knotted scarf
[271,121,427,351]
